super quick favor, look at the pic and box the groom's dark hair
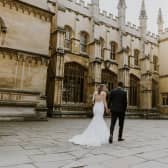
[118,81,124,87]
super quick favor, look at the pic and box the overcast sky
[84,0,168,34]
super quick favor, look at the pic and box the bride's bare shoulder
[100,91,106,96]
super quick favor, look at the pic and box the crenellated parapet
[124,21,158,43]
[159,28,168,41]
[145,31,158,44]
[56,0,158,45]
[98,10,118,28]
[125,21,140,37]
[57,0,91,17]
[57,0,119,27]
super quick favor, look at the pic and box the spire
[91,0,99,6]
[117,0,126,9]
[139,0,147,37]
[139,0,147,19]
[117,0,127,28]
[157,8,164,33]
[157,8,164,25]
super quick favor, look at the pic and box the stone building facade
[47,0,161,118]
[0,0,168,120]
[0,0,53,120]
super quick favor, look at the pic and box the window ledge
[134,65,140,70]
[80,52,89,57]
[64,48,71,51]
[109,59,118,65]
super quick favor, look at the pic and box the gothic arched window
[80,32,88,53]
[110,41,117,60]
[0,17,7,45]
[100,37,105,59]
[0,17,7,33]
[129,74,140,106]
[64,26,72,49]
[134,49,140,66]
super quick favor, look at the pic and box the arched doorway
[101,69,117,91]
[129,74,140,106]
[63,62,87,103]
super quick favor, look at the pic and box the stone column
[117,33,130,102]
[52,28,65,114]
[104,30,110,61]
[88,58,102,104]
[46,1,65,116]
[140,56,152,110]
[118,45,130,89]
[88,40,102,104]
[20,57,25,89]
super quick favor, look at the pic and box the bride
[69,84,110,147]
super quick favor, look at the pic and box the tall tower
[157,8,164,34]
[117,0,126,29]
[139,0,147,38]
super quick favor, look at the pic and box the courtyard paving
[0,118,168,168]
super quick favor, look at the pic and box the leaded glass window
[110,42,117,60]
[63,63,86,103]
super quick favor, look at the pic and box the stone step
[159,115,168,119]
[52,110,92,118]
[126,110,160,119]
[0,117,24,121]
[0,107,36,117]
[0,107,37,121]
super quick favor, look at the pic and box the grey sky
[84,0,168,34]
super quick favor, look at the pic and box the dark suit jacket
[108,87,127,114]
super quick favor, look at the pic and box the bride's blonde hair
[98,84,104,95]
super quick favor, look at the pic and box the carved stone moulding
[0,47,49,66]
[0,0,53,22]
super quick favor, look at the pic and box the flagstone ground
[0,118,168,168]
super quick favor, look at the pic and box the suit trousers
[110,111,125,138]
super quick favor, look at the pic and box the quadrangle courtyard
[0,118,168,168]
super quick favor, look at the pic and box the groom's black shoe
[109,135,113,144]
[118,138,125,142]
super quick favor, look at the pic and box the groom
[108,82,127,143]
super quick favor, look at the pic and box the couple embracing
[69,82,127,146]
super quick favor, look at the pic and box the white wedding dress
[69,94,110,147]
